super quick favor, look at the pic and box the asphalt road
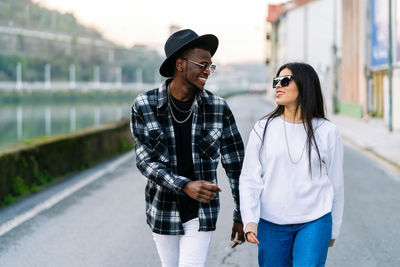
[0,94,399,267]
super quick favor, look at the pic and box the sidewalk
[329,114,400,170]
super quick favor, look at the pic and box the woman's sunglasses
[272,75,293,88]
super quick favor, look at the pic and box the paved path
[1,94,399,266]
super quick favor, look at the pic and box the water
[0,87,250,150]
[0,102,132,149]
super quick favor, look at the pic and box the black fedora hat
[159,29,218,77]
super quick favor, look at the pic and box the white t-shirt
[239,116,344,239]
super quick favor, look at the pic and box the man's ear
[175,58,184,72]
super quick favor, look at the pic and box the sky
[33,0,284,65]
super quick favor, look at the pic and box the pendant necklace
[282,114,307,164]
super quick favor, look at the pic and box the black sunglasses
[272,75,293,88]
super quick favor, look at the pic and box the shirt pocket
[199,128,222,160]
[149,129,169,163]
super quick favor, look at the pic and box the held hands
[182,181,222,203]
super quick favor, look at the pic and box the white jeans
[152,218,213,267]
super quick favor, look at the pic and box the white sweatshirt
[239,116,344,239]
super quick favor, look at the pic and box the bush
[0,119,133,206]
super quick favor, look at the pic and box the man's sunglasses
[181,58,216,73]
[272,75,293,88]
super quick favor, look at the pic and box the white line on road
[0,151,134,237]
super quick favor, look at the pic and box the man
[131,29,245,267]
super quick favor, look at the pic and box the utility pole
[94,65,100,87]
[16,62,22,90]
[24,4,30,27]
[388,0,393,132]
[332,0,339,113]
[45,63,51,89]
[69,64,76,89]
[304,6,309,61]
[115,67,122,88]
[136,69,143,90]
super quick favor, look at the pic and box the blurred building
[340,1,368,119]
[266,0,341,112]
[266,0,400,131]
[370,0,399,130]
[341,0,399,130]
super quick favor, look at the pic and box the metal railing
[0,81,157,91]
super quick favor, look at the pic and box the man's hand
[231,221,245,248]
[329,239,335,247]
[182,181,221,203]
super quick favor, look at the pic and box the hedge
[0,119,133,206]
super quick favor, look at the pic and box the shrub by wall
[0,119,133,206]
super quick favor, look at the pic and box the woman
[239,62,344,267]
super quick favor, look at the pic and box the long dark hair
[260,62,327,175]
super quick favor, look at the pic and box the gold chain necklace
[283,115,307,164]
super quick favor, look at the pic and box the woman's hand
[246,232,259,244]
[329,239,335,247]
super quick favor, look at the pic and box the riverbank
[0,119,133,207]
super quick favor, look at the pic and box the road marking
[0,151,134,237]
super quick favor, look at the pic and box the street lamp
[388,0,393,132]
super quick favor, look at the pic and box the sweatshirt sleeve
[239,123,265,234]
[327,127,344,239]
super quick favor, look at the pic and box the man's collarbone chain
[168,89,196,124]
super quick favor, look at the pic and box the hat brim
[159,34,218,78]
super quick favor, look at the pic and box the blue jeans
[257,213,332,267]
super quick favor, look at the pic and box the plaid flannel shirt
[130,79,244,235]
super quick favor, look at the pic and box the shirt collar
[156,79,170,109]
